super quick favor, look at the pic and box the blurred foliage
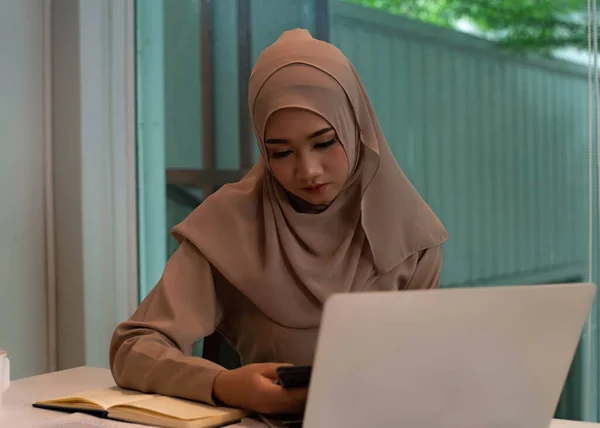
[346,0,590,55]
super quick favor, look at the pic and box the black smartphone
[275,365,312,389]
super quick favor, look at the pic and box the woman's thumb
[259,362,293,380]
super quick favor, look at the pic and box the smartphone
[275,365,312,389]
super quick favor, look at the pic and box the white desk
[0,366,597,428]
[0,367,262,428]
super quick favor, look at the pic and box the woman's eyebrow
[308,127,334,139]
[264,138,288,144]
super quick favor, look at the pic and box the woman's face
[264,108,350,206]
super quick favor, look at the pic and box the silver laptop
[303,282,596,428]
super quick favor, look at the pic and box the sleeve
[109,239,227,405]
[405,244,444,290]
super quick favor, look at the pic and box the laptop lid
[303,283,596,428]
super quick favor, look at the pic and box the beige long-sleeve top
[109,240,443,406]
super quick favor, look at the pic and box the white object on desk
[0,350,10,415]
[24,412,151,427]
[0,366,597,428]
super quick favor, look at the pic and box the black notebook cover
[32,402,109,418]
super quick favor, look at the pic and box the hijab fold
[172,29,448,328]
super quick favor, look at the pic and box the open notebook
[32,386,250,428]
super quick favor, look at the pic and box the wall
[0,0,137,378]
[51,0,138,371]
[0,0,48,380]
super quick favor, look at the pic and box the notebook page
[45,386,157,409]
[116,395,245,420]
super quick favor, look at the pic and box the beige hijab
[172,29,448,328]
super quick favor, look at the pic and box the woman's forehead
[264,108,332,139]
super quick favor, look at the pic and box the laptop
[295,282,595,428]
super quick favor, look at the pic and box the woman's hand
[212,363,308,414]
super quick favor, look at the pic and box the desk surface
[0,366,260,428]
[0,366,597,428]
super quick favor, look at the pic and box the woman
[109,28,448,415]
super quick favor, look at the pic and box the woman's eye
[315,140,336,149]
[270,150,291,159]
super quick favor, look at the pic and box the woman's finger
[258,362,293,380]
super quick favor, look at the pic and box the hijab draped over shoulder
[172,29,448,328]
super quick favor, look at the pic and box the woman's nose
[296,155,323,181]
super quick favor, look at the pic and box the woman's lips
[302,183,328,193]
